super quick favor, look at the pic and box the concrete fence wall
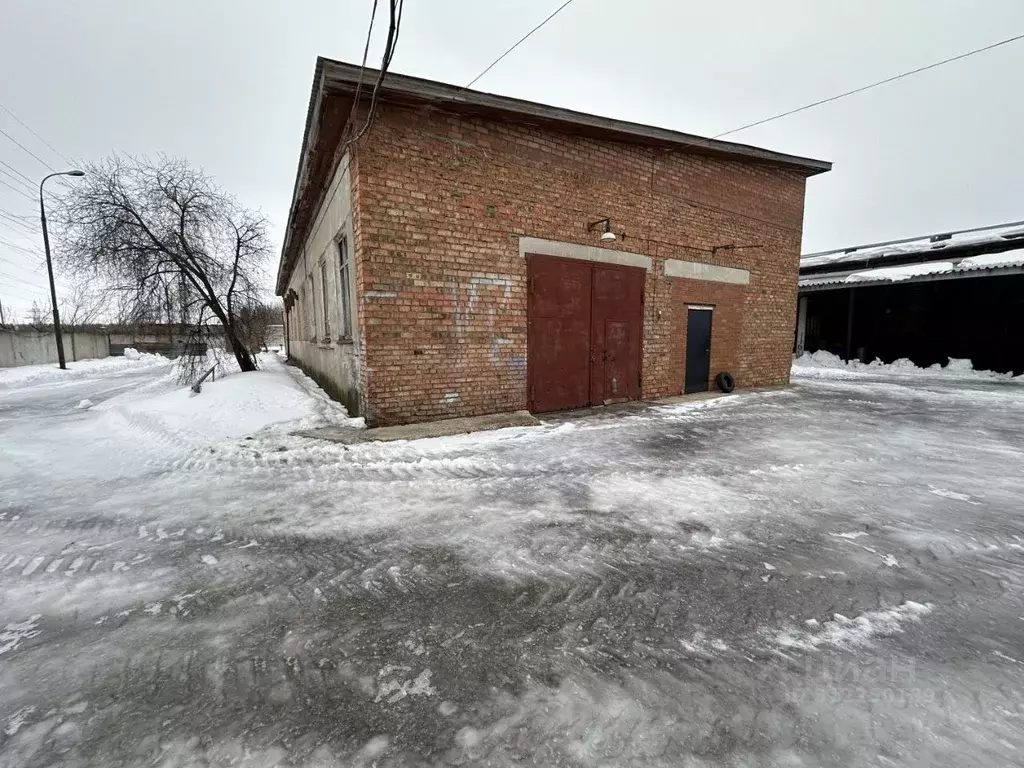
[0,330,110,368]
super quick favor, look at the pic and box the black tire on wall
[716,372,736,393]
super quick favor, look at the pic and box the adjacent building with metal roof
[795,220,1024,374]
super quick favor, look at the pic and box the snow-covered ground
[1,359,1023,766]
[90,352,358,447]
[0,348,169,390]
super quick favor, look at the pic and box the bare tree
[28,301,48,326]
[236,301,283,353]
[60,280,111,329]
[0,304,19,327]
[54,155,270,372]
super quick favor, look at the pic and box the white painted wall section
[284,153,362,414]
[664,259,750,285]
[517,238,750,286]
[519,237,653,271]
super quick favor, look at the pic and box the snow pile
[771,602,933,651]
[0,351,170,389]
[943,358,974,373]
[792,350,1020,381]
[846,261,954,284]
[121,348,167,365]
[94,352,357,446]
[959,251,1024,269]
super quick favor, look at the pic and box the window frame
[337,236,353,341]
[319,259,331,341]
[304,277,314,342]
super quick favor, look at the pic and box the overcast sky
[1,0,1022,318]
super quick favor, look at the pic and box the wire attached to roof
[453,0,580,97]
[346,0,405,149]
[342,0,378,144]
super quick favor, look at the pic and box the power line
[0,256,41,274]
[0,234,41,258]
[0,268,49,291]
[0,211,39,235]
[0,212,39,232]
[0,156,71,196]
[0,125,58,174]
[347,0,405,148]
[715,31,1024,138]
[456,0,580,95]
[0,257,43,275]
[0,265,44,282]
[0,248,41,264]
[0,244,41,260]
[0,260,66,292]
[0,177,35,202]
[0,245,39,260]
[0,164,34,193]
[0,101,74,166]
[0,267,48,283]
[0,205,36,223]
[0,158,36,187]
[0,225,39,245]
[344,0,378,140]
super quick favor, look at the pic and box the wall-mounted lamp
[588,218,617,243]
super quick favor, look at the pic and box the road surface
[1,363,1023,766]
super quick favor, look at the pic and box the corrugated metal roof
[801,221,1024,271]
[958,252,1024,271]
[800,251,1024,290]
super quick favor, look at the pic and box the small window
[338,237,353,340]
[320,261,331,339]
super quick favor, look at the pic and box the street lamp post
[40,169,85,370]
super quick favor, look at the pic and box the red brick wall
[657,279,745,396]
[350,104,807,425]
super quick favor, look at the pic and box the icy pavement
[1,361,1024,766]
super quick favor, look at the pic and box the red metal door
[527,255,593,413]
[590,265,644,404]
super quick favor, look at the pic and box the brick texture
[658,278,746,397]
[348,103,807,425]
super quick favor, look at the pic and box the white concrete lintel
[664,259,750,285]
[519,236,652,271]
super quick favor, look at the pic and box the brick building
[276,58,831,426]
